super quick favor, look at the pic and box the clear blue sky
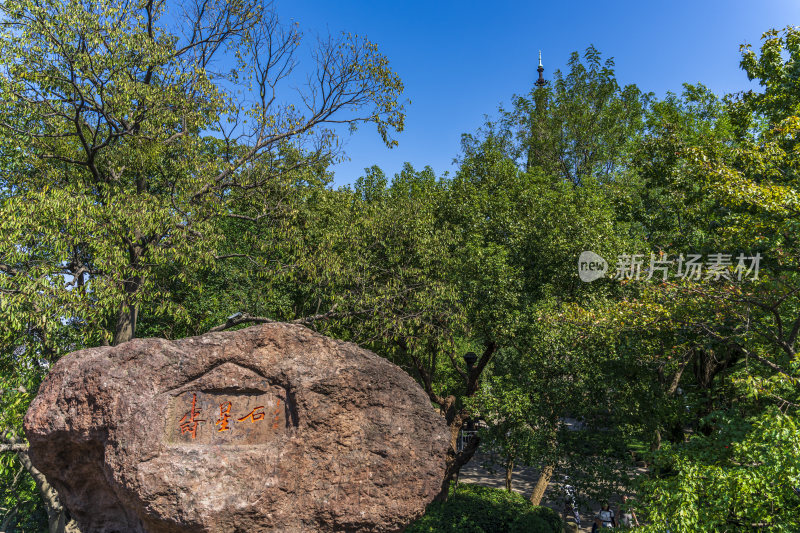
[274,1,800,187]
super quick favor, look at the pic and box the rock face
[24,323,449,533]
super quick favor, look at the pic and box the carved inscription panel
[165,390,286,445]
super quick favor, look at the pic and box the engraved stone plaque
[166,390,286,445]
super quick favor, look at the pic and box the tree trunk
[504,458,514,492]
[13,445,82,533]
[1,504,19,531]
[112,298,137,345]
[419,342,498,503]
[651,428,661,452]
[529,464,554,506]
[112,273,142,346]
[434,420,480,502]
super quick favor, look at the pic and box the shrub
[407,483,562,533]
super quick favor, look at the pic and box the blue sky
[274,1,800,187]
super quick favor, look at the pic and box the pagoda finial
[535,51,546,87]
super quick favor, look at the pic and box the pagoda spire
[526,51,547,173]
[534,50,546,87]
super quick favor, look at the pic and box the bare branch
[207,305,348,333]
[0,443,29,453]
[466,341,498,396]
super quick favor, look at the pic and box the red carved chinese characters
[272,399,281,430]
[179,393,205,439]
[238,406,266,423]
[216,401,232,432]
[177,394,279,440]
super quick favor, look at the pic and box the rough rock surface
[24,323,449,533]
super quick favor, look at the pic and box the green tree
[0,0,404,529]
[506,45,651,186]
[456,48,649,506]
[583,27,800,532]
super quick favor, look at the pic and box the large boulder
[24,323,449,532]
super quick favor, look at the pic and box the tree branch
[206,305,345,333]
[0,443,29,453]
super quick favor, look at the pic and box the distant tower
[526,51,547,173]
[534,50,546,87]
